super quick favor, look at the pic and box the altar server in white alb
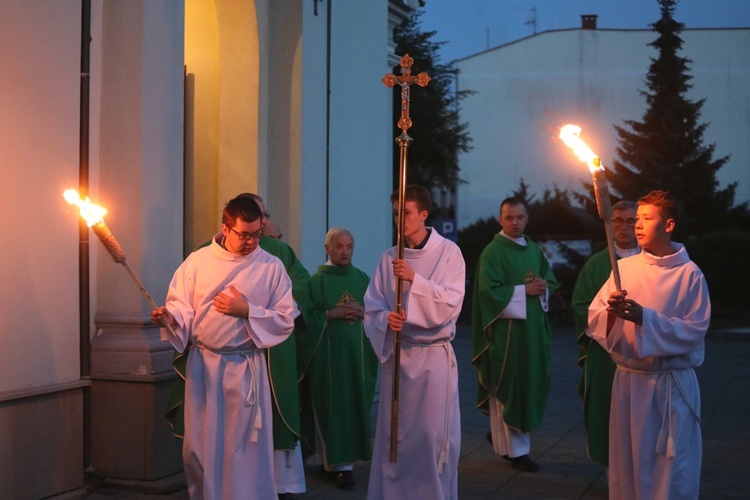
[588,190,710,500]
[364,184,465,500]
[151,195,297,499]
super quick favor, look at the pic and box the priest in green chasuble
[472,197,558,473]
[297,227,377,489]
[571,200,639,466]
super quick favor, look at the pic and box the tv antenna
[515,6,537,35]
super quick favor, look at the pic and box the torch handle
[121,261,177,337]
[591,168,613,222]
[603,220,623,291]
[591,168,622,291]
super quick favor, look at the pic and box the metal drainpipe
[325,0,331,230]
[79,0,92,470]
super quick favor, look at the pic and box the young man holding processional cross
[364,184,465,499]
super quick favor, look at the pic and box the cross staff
[382,53,430,462]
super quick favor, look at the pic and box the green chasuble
[296,263,377,465]
[571,248,619,465]
[471,234,558,433]
[166,236,310,450]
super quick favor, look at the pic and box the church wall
[88,0,185,482]
[260,0,305,255]
[214,0,261,216]
[300,2,332,268]
[456,28,750,229]
[0,0,88,496]
[299,0,394,274]
[0,0,406,494]
[184,0,221,253]
[0,0,81,402]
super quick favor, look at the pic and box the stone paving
[72,323,750,499]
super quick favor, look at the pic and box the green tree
[607,0,744,236]
[391,11,473,196]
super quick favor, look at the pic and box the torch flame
[559,124,603,173]
[63,189,107,226]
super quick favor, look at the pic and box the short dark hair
[222,195,262,227]
[612,200,637,212]
[390,184,431,213]
[499,197,527,214]
[638,190,680,224]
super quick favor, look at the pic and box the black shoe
[510,455,540,472]
[336,470,356,489]
[318,465,335,479]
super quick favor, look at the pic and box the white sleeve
[498,285,526,320]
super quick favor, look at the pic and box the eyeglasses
[228,227,265,241]
[611,218,636,226]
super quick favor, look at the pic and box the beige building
[456,21,750,228]
[0,0,419,497]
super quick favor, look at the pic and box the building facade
[456,24,750,228]
[0,0,418,496]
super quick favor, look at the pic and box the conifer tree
[608,0,739,235]
[391,11,473,197]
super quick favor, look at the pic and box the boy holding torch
[588,190,710,499]
[151,195,297,499]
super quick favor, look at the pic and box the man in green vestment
[297,227,376,489]
[472,197,558,473]
[165,193,310,497]
[571,200,639,466]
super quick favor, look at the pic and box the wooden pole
[591,165,622,290]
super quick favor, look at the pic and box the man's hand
[213,286,250,317]
[387,310,407,333]
[392,258,415,282]
[327,304,365,322]
[524,277,547,296]
[151,306,176,327]
[606,290,643,325]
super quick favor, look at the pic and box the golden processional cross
[382,53,430,463]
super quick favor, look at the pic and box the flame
[559,124,603,172]
[63,189,108,226]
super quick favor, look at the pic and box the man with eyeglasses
[572,200,640,468]
[151,195,297,498]
[164,193,311,498]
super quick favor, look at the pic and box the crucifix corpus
[382,53,430,462]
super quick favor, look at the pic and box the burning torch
[559,124,622,291]
[64,189,176,336]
